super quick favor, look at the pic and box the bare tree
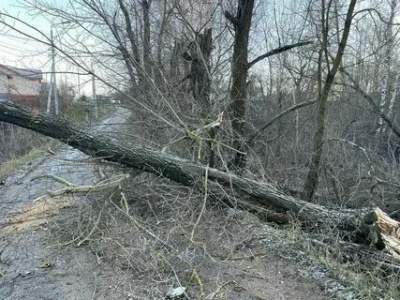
[303,0,357,201]
[377,0,400,134]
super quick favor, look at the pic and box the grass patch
[63,104,113,124]
[0,148,43,178]
[63,104,87,123]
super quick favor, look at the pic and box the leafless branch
[248,41,314,69]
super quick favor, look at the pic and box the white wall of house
[0,66,41,97]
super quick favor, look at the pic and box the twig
[96,166,106,179]
[248,100,316,144]
[191,165,209,241]
[31,174,74,187]
[327,138,375,173]
[120,191,129,214]
[76,200,106,247]
[33,174,129,203]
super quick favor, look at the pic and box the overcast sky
[0,1,49,67]
[0,0,93,96]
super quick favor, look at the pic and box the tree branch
[247,99,316,144]
[224,10,238,27]
[32,175,128,203]
[248,41,314,69]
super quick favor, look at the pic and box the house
[0,64,43,109]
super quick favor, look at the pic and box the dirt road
[0,107,133,300]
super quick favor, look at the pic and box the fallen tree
[0,101,359,222]
[1,100,399,260]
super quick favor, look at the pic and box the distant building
[0,64,43,109]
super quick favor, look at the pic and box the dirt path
[0,108,133,300]
[0,108,333,300]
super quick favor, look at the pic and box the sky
[0,1,50,68]
[0,0,93,97]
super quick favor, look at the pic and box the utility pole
[46,27,59,116]
[91,62,98,118]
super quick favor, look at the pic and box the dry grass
[0,148,43,178]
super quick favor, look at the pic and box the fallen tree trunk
[0,101,370,229]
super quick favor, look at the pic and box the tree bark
[186,29,213,111]
[225,0,255,169]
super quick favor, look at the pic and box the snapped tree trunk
[186,28,214,166]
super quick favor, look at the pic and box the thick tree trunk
[226,0,255,169]
[0,100,367,230]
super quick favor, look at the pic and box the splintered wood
[0,197,75,235]
[369,208,400,259]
